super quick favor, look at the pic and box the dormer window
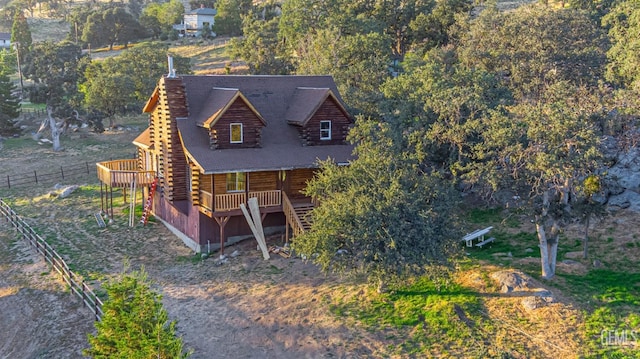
[320,120,331,140]
[230,123,243,143]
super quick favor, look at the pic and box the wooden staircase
[282,192,314,241]
[293,203,314,232]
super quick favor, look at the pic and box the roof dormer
[285,87,352,146]
[196,88,267,149]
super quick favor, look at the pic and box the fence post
[60,166,64,179]
[81,280,88,308]
[86,162,90,174]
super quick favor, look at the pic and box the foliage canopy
[85,268,190,358]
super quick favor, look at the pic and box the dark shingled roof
[169,75,353,174]
[197,88,240,128]
[285,87,334,126]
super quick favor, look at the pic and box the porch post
[110,185,114,219]
[214,216,230,257]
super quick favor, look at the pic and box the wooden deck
[96,159,156,187]
[199,190,283,213]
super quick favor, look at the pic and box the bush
[84,268,190,358]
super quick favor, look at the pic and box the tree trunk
[536,190,556,279]
[549,221,560,275]
[47,106,62,152]
[583,214,590,259]
[536,222,554,279]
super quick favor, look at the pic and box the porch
[201,190,313,243]
[199,190,283,212]
[96,159,155,187]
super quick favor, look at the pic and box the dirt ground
[0,126,395,358]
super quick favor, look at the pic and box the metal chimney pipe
[167,55,175,78]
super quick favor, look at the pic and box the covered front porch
[199,189,282,213]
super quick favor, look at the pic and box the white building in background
[174,6,217,37]
[0,33,11,49]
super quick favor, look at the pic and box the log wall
[158,77,189,203]
[209,99,264,149]
[201,174,213,192]
[299,97,351,146]
[288,168,315,198]
[248,171,278,191]
[213,173,227,194]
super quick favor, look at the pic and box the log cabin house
[97,73,353,253]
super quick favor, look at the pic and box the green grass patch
[555,270,640,358]
[558,270,640,309]
[1,137,33,151]
[466,231,538,262]
[329,277,492,356]
[466,207,503,224]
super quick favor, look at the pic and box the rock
[600,135,618,162]
[607,166,640,191]
[604,180,625,196]
[230,250,240,258]
[564,251,583,259]
[531,288,553,300]
[562,259,579,265]
[490,270,532,293]
[524,248,534,253]
[593,259,602,268]
[592,193,608,205]
[608,190,640,212]
[521,296,547,311]
[58,185,79,199]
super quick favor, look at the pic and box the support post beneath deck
[214,216,230,257]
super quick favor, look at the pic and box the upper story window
[320,120,331,140]
[226,172,246,192]
[230,123,243,143]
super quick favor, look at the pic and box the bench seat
[475,237,495,248]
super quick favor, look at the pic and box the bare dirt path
[0,223,95,359]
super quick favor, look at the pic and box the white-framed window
[320,120,331,140]
[230,123,243,143]
[226,172,246,192]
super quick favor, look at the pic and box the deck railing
[282,192,306,238]
[215,192,246,211]
[249,190,281,207]
[214,190,282,211]
[200,190,213,211]
[96,160,156,187]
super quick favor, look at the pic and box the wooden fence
[0,198,104,321]
[0,162,93,189]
